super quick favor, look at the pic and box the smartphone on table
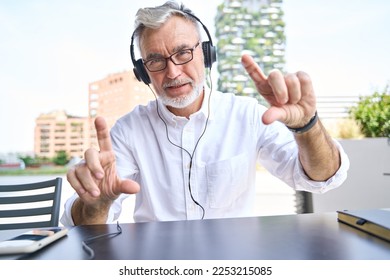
[0,227,68,255]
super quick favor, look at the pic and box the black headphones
[130,11,216,85]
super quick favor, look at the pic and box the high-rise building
[215,0,285,103]
[34,110,89,159]
[88,70,153,148]
[34,71,152,159]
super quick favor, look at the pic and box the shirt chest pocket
[206,153,250,208]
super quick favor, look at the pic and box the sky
[1,0,389,154]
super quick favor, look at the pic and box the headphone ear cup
[202,41,216,69]
[133,59,151,85]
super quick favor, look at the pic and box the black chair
[0,177,62,230]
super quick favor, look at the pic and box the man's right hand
[67,116,140,224]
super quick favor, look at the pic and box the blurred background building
[34,110,89,159]
[87,71,152,148]
[215,0,285,105]
[34,71,152,158]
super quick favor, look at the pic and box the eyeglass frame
[143,42,201,72]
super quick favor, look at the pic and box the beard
[159,77,204,109]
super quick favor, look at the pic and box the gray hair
[133,1,200,47]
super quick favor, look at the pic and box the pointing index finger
[241,54,267,84]
[94,116,113,152]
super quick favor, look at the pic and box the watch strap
[286,111,318,134]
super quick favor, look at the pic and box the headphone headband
[130,11,216,85]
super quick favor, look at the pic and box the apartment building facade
[34,110,89,159]
[34,71,152,159]
[88,70,153,148]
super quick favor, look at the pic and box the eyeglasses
[143,42,200,72]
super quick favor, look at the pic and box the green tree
[18,155,36,167]
[350,86,390,137]
[52,150,69,166]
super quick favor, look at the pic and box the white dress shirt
[60,89,349,225]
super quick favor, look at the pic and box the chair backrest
[0,177,62,230]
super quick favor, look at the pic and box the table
[1,212,389,260]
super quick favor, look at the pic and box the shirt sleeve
[59,193,77,226]
[256,106,350,194]
[59,191,127,226]
[292,139,350,194]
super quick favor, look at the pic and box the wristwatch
[286,111,318,134]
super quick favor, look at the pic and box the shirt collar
[157,85,215,124]
[196,85,215,121]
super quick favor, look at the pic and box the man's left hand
[241,54,317,128]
